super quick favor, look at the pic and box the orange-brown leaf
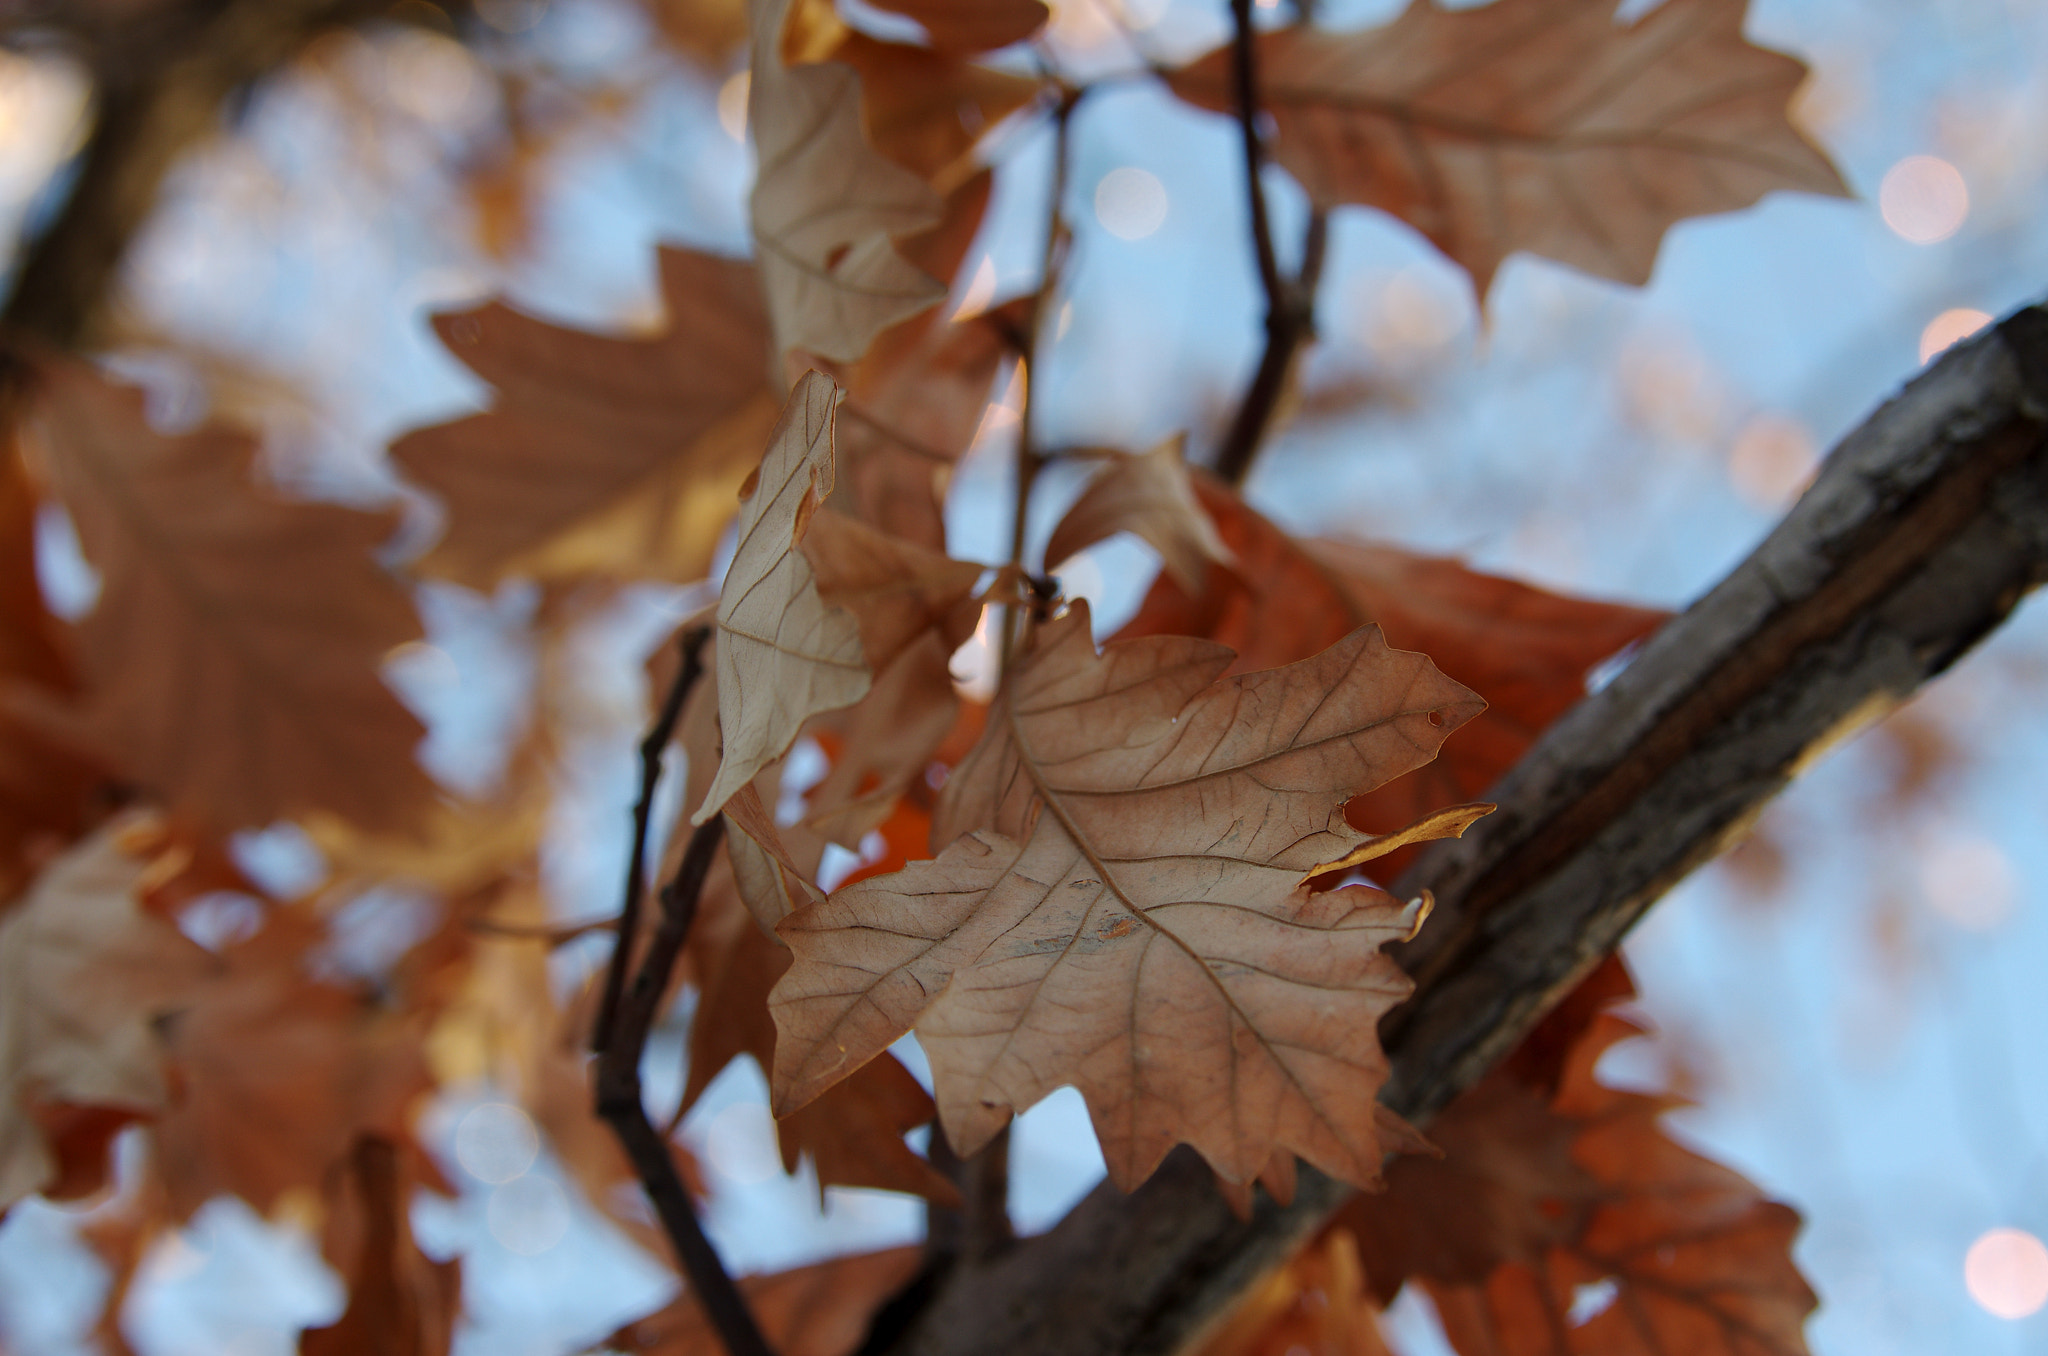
[25,361,437,835]
[867,0,1047,53]
[1195,1228,1395,1356]
[300,1135,460,1356]
[773,605,1482,1189]
[391,247,774,587]
[608,1246,924,1356]
[1166,0,1849,294]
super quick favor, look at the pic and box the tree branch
[880,305,2048,1355]
[595,814,776,1356]
[593,625,708,1055]
[1212,4,1328,488]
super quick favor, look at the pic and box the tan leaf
[772,605,1483,1189]
[152,910,436,1219]
[803,508,986,673]
[643,0,750,59]
[300,1135,460,1356]
[694,373,871,823]
[1043,435,1235,593]
[1194,1228,1395,1356]
[866,0,1047,52]
[683,860,956,1202]
[725,782,826,931]
[802,627,962,848]
[23,360,437,835]
[750,0,948,361]
[1119,473,1665,875]
[391,247,776,587]
[0,815,217,1215]
[1166,0,1850,294]
[607,1246,924,1356]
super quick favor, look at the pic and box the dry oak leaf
[1166,0,1849,295]
[0,815,217,1215]
[300,1135,459,1356]
[867,0,1047,52]
[694,373,871,823]
[750,0,948,360]
[771,604,1483,1190]
[1194,1227,1395,1356]
[391,247,777,588]
[825,33,1044,194]
[1120,473,1664,875]
[25,360,437,835]
[1343,1008,1816,1356]
[152,910,436,1219]
[1043,434,1235,593]
[608,1245,923,1356]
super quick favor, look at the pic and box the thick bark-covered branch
[886,305,2048,1356]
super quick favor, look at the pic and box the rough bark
[886,303,2048,1356]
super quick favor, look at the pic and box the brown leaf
[804,508,986,673]
[695,373,872,823]
[391,248,776,587]
[1120,474,1665,874]
[0,815,217,1215]
[23,360,437,835]
[643,0,750,59]
[607,1246,924,1356]
[1044,435,1235,593]
[866,0,1047,53]
[300,1134,460,1356]
[1194,1227,1394,1356]
[826,33,1043,193]
[684,859,956,1202]
[1166,0,1850,294]
[725,782,826,931]
[1340,997,1816,1356]
[750,0,947,361]
[152,910,435,1219]
[803,628,962,848]
[772,604,1482,1189]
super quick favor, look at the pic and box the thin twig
[592,625,709,1055]
[595,816,775,1356]
[1212,0,1331,488]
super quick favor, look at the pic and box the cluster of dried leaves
[0,0,1847,1351]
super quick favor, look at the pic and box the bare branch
[879,303,2048,1355]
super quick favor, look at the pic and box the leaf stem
[1213,0,1331,489]
[595,814,776,1356]
[592,625,709,1055]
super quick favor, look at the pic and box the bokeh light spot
[705,1102,783,1185]
[1727,413,1819,510]
[486,1175,569,1255]
[1915,830,2015,932]
[717,72,750,142]
[455,1102,540,1184]
[1879,155,1968,244]
[384,30,492,130]
[1966,1228,2048,1319]
[1919,307,1991,363]
[476,0,548,31]
[1094,168,1168,241]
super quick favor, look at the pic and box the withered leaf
[300,1135,459,1356]
[608,1246,924,1356]
[1043,435,1234,593]
[867,0,1047,53]
[153,910,435,1219]
[772,605,1483,1189]
[825,33,1043,194]
[26,360,437,835]
[391,247,776,587]
[1341,1001,1816,1356]
[694,373,871,823]
[0,815,216,1214]
[1166,0,1850,294]
[750,0,948,361]
[1194,1228,1394,1356]
[684,845,956,1202]
[1120,474,1664,873]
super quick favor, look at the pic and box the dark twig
[595,815,774,1356]
[1212,0,1330,488]
[593,625,709,1055]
